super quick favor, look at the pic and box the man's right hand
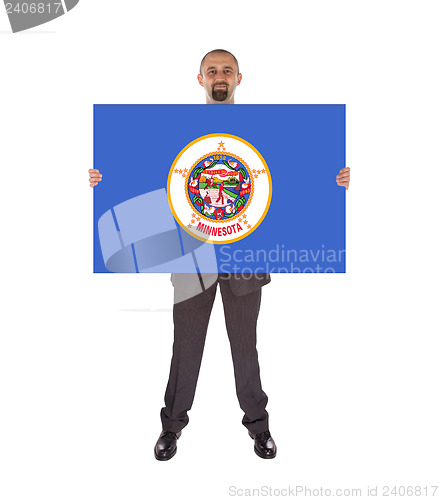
[89,169,102,188]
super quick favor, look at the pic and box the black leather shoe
[249,430,277,459]
[154,430,182,461]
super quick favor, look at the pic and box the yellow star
[191,219,195,224]
[218,141,225,149]
[196,217,200,221]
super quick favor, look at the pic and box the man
[215,181,225,204]
[89,49,351,461]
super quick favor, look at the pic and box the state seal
[167,133,272,244]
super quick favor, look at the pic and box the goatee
[212,87,228,102]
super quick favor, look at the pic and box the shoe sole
[154,447,177,461]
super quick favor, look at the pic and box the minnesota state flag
[94,104,345,273]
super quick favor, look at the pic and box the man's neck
[206,97,235,104]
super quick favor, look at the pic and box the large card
[94,104,345,273]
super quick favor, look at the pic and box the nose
[215,73,229,82]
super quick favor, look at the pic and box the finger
[337,173,350,180]
[89,174,102,180]
[339,167,350,173]
[90,182,98,187]
[88,169,100,173]
[337,181,349,189]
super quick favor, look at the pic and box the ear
[237,73,242,86]
[197,74,204,87]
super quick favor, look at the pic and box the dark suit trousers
[160,276,269,435]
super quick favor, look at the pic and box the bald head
[199,49,240,77]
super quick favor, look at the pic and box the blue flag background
[94,104,345,273]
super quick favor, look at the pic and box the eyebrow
[205,65,235,71]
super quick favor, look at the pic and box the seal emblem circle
[167,133,272,244]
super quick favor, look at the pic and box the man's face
[197,53,242,104]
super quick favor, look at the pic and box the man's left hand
[336,167,350,190]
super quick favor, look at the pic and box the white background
[1,1,438,499]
